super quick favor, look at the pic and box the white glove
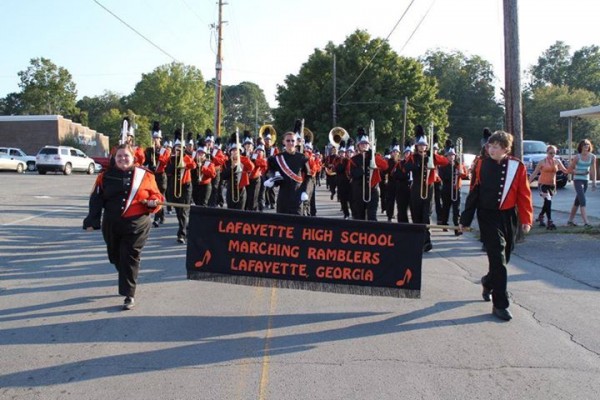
[300,192,309,202]
[264,174,283,188]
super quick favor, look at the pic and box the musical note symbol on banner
[395,269,412,287]
[195,250,212,268]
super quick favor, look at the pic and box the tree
[17,57,78,115]
[222,81,272,134]
[421,50,503,152]
[528,41,571,89]
[127,62,214,139]
[566,45,600,94]
[0,92,24,115]
[523,85,600,146]
[274,30,449,151]
[77,91,125,131]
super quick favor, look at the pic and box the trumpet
[174,123,186,199]
[419,122,435,200]
[231,128,241,203]
[363,120,377,203]
[451,137,463,202]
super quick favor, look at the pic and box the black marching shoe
[481,278,492,302]
[177,237,186,244]
[423,243,433,253]
[152,221,159,228]
[123,297,135,310]
[492,307,513,321]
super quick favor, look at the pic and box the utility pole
[504,0,525,242]
[504,0,523,160]
[332,53,337,127]
[213,0,225,137]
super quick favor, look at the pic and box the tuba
[328,127,349,149]
[258,124,277,146]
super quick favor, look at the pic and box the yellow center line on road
[258,286,277,400]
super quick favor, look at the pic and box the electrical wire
[336,0,417,103]
[92,0,179,62]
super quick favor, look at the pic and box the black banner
[186,207,425,298]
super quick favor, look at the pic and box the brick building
[0,115,110,157]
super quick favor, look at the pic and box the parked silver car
[0,154,27,173]
[36,146,96,175]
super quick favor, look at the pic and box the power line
[92,0,179,62]
[399,0,437,53]
[336,0,417,103]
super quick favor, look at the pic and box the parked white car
[0,147,36,171]
[0,154,27,173]
[36,146,96,175]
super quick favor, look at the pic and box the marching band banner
[186,207,425,298]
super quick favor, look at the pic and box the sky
[1,0,600,109]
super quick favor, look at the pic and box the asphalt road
[1,172,599,400]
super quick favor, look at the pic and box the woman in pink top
[528,145,569,230]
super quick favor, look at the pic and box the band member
[384,139,401,222]
[83,144,163,310]
[265,130,311,215]
[403,125,449,252]
[389,142,414,223]
[439,147,469,235]
[324,146,340,200]
[336,141,353,220]
[246,139,268,211]
[347,130,388,221]
[144,121,170,227]
[303,140,321,216]
[221,135,254,210]
[262,128,279,209]
[191,137,217,206]
[205,130,227,207]
[165,130,196,244]
[122,117,145,166]
[460,131,533,321]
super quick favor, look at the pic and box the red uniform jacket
[197,160,217,185]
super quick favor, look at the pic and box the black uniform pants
[192,182,212,206]
[440,184,461,226]
[478,208,517,309]
[410,184,432,248]
[167,180,192,239]
[351,184,379,221]
[390,180,411,223]
[154,172,167,223]
[102,215,151,297]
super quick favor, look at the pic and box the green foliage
[274,30,449,151]
[17,57,78,115]
[127,62,214,139]
[222,81,272,135]
[421,50,504,153]
[0,92,24,115]
[523,86,600,146]
[528,41,571,89]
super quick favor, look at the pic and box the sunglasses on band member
[285,139,295,143]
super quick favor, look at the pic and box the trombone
[451,137,463,202]
[173,123,185,199]
[230,128,241,203]
[363,120,377,203]
[419,122,435,200]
